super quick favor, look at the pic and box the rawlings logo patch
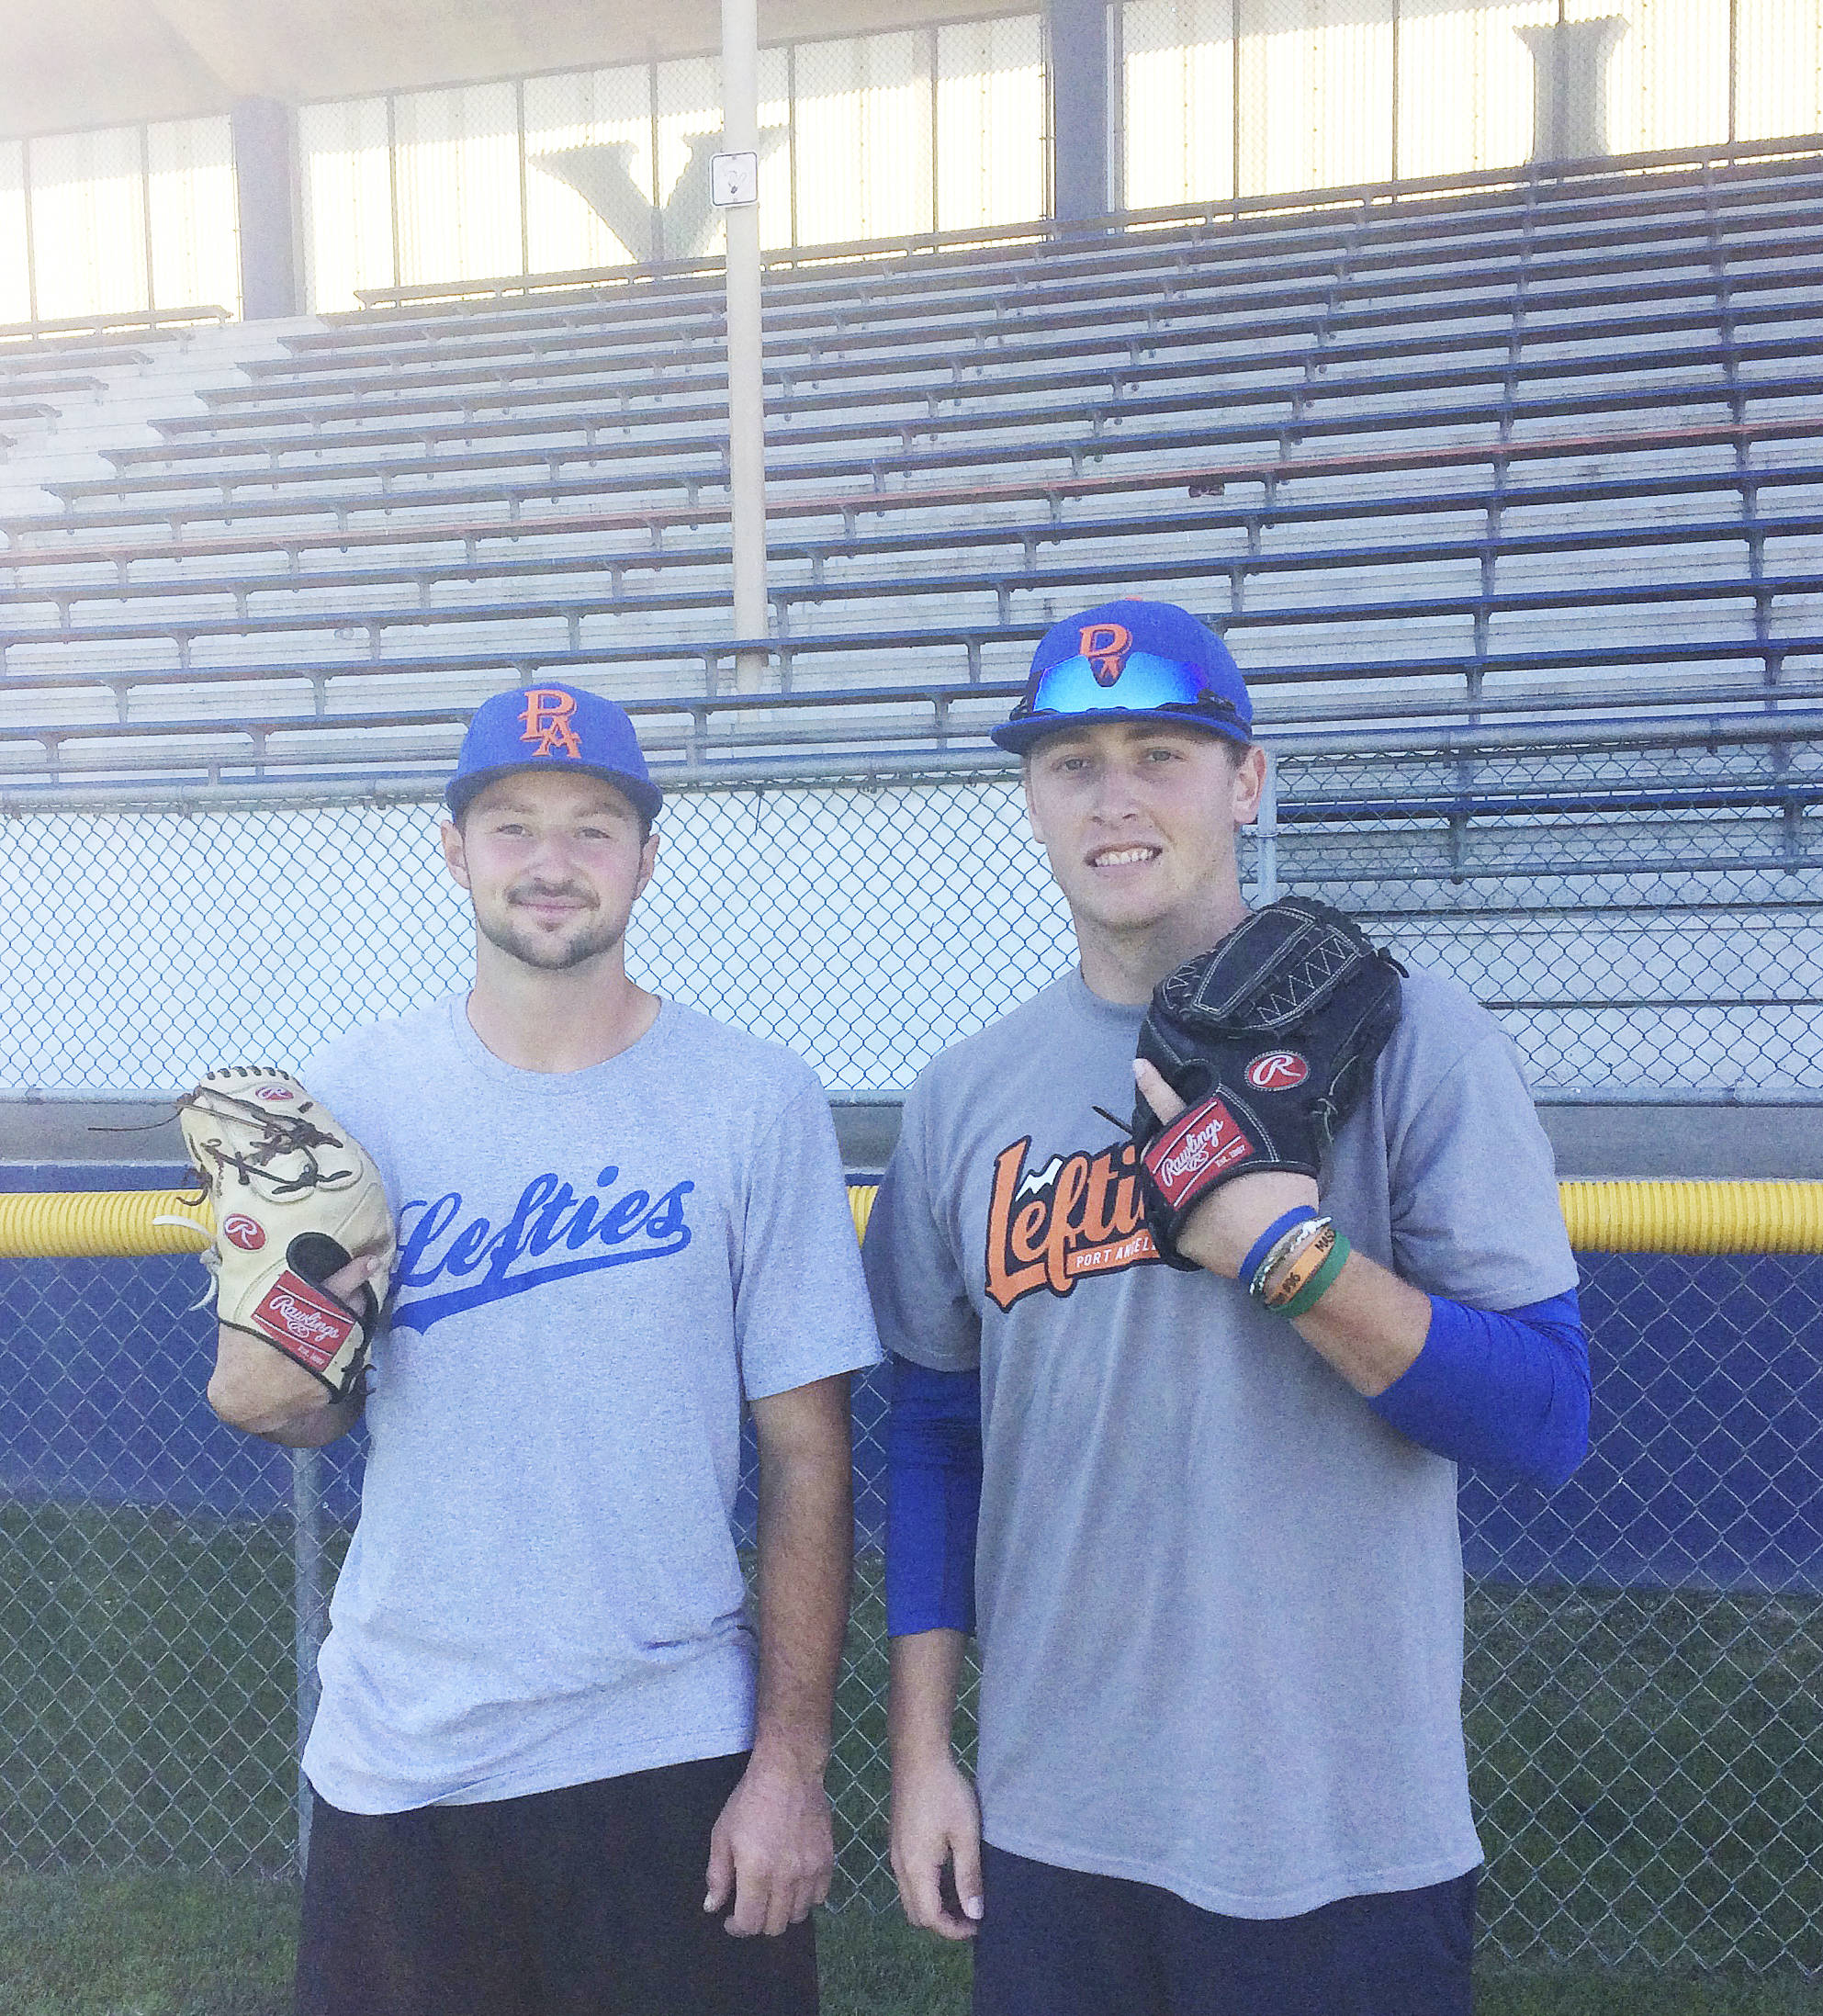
[253,1086,294,1103]
[253,1270,355,1371]
[1244,1050,1311,1091]
[221,1213,266,1252]
[1145,1098,1255,1206]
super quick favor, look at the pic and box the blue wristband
[1239,1206,1320,1292]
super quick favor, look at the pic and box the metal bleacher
[3,140,1823,798]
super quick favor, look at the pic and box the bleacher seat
[2,142,1822,794]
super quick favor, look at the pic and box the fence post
[1255,749,1280,903]
[722,0,771,696]
[291,1446,327,1875]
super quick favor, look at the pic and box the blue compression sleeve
[1367,1288,1591,1491]
[885,1354,983,1638]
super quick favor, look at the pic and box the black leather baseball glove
[1133,896,1405,1269]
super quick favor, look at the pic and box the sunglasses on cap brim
[1008,651,1249,733]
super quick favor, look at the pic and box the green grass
[5,1504,1823,1999]
[1463,1584,1823,1972]
[0,1874,295,2016]
[0,1504,301,1870]
[1,1876,1819,2016]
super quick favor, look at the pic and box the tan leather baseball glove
[176,1067,395,1401]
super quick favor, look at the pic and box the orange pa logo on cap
[1081,622,1133,687]
[447,681,663,822]
[519,688,581,759]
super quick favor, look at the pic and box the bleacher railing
[349,131,1823,311]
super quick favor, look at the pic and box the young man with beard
[865,601,1589,2016]
[208,682,881,2016]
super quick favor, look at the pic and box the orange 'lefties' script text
[985,1134,1161,1312]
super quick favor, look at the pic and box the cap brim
[445,760,663,824]
[989,707,1253,755]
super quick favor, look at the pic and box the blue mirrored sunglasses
[1012,650,1246,729]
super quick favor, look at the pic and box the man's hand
[703,1754,834,1936]
[1134,1059,1316,1278]
[891,1746,984,1940]
[208,1251,380,1446]
[1136,1058,1432,1394]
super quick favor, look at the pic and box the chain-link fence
[3,737,1822,1968]
[4,738,1820,1093]
[4,1247,1821,1966]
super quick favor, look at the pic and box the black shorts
[296,1751,817,2016]
[972,1842,1475,2016]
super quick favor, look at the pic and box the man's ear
[1020,759,1044,843]
[440,817,472,892]
[1232,744,1268,828]
[633,828,660,902]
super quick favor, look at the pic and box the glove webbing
[178,1085,362,1199]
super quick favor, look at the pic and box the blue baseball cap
[444,683,662,825]
[991,599,1252,754]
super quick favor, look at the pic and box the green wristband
[1277,1230,1351,1320]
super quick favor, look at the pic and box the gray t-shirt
[863,965,1575,1919]
[300,996,882,1815]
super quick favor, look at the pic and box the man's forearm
[208,1325,362,1447]
[1287,1248,1432,1397]
[1171,1176,1432,1398]
[751,1379,853,1774]
[889,1627,968,1767]
[888,1627,982,1938]
[1367,1289,1590,1486]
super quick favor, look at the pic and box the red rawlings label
[253,1269,356,1373]
[253,1086,295,1102]
[221,1213,266,1252]
[1143,1095,1255,1208]
[1244,1050,1311,1092]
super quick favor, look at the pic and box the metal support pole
[722,0,770,695]
[1048,0,1111,223]
[1255,750,1280,904]
[291,1446,327,1875]
[231,97,303,319]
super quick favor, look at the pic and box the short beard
[476,902,627,974]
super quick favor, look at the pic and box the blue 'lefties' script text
[389,1166,694,1333]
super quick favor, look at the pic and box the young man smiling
[208,682,881,2016]
[864,601,1590,2016]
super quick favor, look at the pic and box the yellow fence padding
[3,1180,1822,1261]
[1557,1179,1823,1256]
[843,1182,1823,1257]
[0,1188,214,1258]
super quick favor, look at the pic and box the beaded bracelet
[1239,1207,1319,1298]
[1257,1218,1333,1305]
[1276,1231,1353,1320]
